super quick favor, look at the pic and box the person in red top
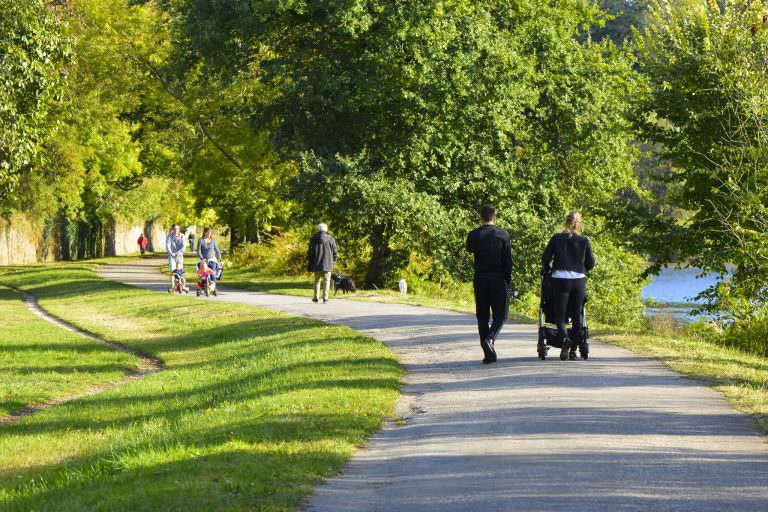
[137,233,148,255]
[197,259,215,294]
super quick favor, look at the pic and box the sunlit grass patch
[0,285,138,418]
[0,263,402,511]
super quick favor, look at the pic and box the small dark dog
[332,273,357,295]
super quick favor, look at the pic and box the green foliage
[719,313,768,356]
[586,232,649,327]
[0,0,70,201]
[195,0,643,287]
[230,231,310,276]
[630,0,768,322]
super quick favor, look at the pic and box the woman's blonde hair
[563,211,582,235]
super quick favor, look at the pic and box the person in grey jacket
[307,223,338,303]
[196,227,222,281]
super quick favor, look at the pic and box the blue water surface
[642,267,723,305]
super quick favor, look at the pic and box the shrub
[586,236,649,329]
[388,252,473,301]
[230,231,307,275]
[719,311,768,357]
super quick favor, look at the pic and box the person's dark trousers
[473,274,509,345]
[551,277,587,345]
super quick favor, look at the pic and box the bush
[229,232,307,275]
[386,252,473,300]
[585,235,649,329]
[719,312,768,357]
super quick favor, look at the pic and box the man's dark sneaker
[481,337,497,364]
[560,338,572,361]
[323,299,328,304]
[569,351,578,361]
[312,298,319,303]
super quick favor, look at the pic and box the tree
[630,0,768,321]
[0,0,69,202]
[178,0,642,288]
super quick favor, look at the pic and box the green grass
[0,286,138,417]
[0,262,402,511]
[221,263,768,435]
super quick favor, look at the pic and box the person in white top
[541,212,595,360]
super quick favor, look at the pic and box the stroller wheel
[580,341,589,360]
[537,337,547,360]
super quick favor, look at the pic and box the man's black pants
[473,274,509,343]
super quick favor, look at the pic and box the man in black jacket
[307,223,338,303]
[466,205,513,364]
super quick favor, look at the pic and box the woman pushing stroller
[196,227,223,287]
[541,211,595,361]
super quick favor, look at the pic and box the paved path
[98,259,768,512]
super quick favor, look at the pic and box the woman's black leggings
[551,277,586,345]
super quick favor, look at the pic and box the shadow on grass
[1,265,402,510]
[3,435,356,511]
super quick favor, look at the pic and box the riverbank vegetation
[0,263,401,511]
[2,2,767,346]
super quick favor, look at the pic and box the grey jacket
[166,233,186,255]
[197,238,222,261]
[307,232,338,272]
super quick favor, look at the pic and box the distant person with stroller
[466,204,513,364]
[307,223,338,304]
[541,211,595,361]
[137,232,148,255]
[166,224,188,291]
[196,227,223,283]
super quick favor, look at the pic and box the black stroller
[537,274,589,360]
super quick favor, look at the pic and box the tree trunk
[230,226,243,250]
[59,212,72,261]
[144,219,156,252]
[364,224,391,289]
[243,214,260,244]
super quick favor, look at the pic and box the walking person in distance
[307,223,338,304]
[137,232,148,255]
[541,211,595,361]
[466,204,513,364]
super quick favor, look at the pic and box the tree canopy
[4,0,768,330]
[0,0,69,202]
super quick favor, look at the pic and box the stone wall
[0,214,55,266]
[0,213,159,265]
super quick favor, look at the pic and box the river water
[642,267,724,321]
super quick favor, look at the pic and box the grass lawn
[219,263,768,435]
[0,286,138,417]
[0,263,402,511]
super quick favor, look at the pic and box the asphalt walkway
[97,259,768,512]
